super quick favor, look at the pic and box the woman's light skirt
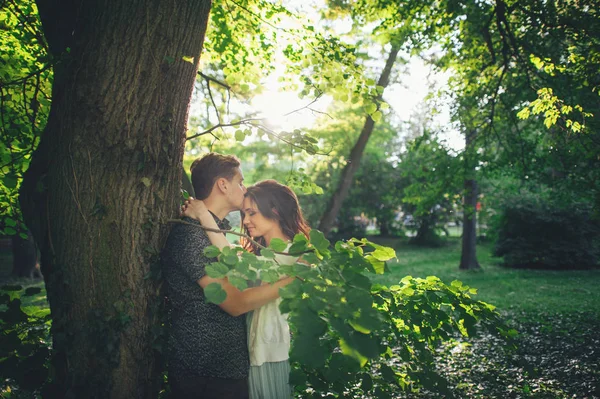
[249,359,293,399]
[247,311,293,399]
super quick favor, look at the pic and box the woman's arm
[182,198,232,249]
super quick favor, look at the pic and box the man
[162,153,292,398]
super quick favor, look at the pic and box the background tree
[399,132,462,246]
[0,0,51,277]
[318,43,400,235]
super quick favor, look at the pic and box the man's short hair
[190,153,241,200]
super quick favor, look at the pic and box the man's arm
[182,199,231,250]
[198,275,294,317]
[173,216,292,316]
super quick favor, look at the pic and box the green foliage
[0,0,51,238]
[0,285,51,395]
[399,133,463,245]
[494,195,600,269]
[202,230,511,397]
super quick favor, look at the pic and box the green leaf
[346,289,372,311]
[221,252,239,267]
[366,257,386,274]
[205,262,229,279]
[203,245,221,258]
[289,240,308,255]
[228,275,248,291]
[269,238,288,252]
[309,230,330,253]
[361,373,373,392]
[261,269,279,284]
[3,176,18,189]
[204,283,227,304]
[260,248,275,259]
[235,129,245,141]
[279,278,302,299]
[140,177,151,187]
[294,307,327,336]
[370,245,396,261]
[380,364,397,384]
[365,103,377,115]
[339,338,368,367]
[291,333,328,368]
[352,332,380,359]
[4,227,16,235]
[289,368,307,386]
[451,280,463,289]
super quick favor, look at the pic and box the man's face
[226,167,246,210]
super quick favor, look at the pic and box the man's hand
[181,197,209,220]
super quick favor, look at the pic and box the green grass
[3,238,600,317]
[372,237,600,316]
[1,249,48,310]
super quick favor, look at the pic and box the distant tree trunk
[410,214,441,246]
[11,231,41,278]
[459,130,481,270]
[19,1,212,397]
[379,220,390,236]
[318,44,400,235]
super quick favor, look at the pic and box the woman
[183,179,310,399]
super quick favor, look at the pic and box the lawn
[372,237,600,316]
[2,238,599,398]
[369,236,600,398]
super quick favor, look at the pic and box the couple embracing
[162,153,310,398]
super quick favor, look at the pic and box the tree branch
[198,71,231,91]
[185,118,265,141]
[167,219,312,256]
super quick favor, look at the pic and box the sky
[245,1,465,152]
[191,0,465,153]
[249,55,464,152]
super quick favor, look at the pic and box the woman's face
[242,197,280,240]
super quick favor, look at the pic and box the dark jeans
[170,374,249,399]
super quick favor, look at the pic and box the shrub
[0,285,51,396]
[494,197,600,269]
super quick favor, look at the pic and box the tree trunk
[19,1,212,397]
[459,131,481,270]
[410,214,441,247]
[11,231,41,278]
[379,219,390,237]
[318,44,400,235]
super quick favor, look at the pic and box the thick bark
[459,131,481,270]
[318,45,400,235]
[20,1,212,397]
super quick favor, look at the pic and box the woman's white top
[248,249,298,366]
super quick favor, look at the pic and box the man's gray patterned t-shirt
[162,215,249,379]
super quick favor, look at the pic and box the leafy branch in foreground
[193,227,516,398]
[0,285,51,394]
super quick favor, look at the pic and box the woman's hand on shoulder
[181,197,209,220]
